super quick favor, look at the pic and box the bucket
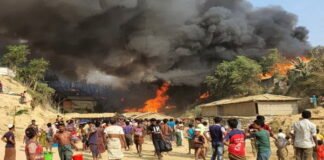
[72,154,83,160]
[44,152,53,160]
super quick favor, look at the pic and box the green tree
[205,56,263,98]
[1,45,30,73]
[22,58,50,90]
[259,49,283,74]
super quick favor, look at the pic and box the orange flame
[259,56,311,80]
[124,82,170,113]
[199,91,210,100]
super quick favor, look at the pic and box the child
[224,118,246,160]
[318,140,324,160]
[277,129,286,139]
[275,135,290,160]
[193,128,206,160]
[134,121,145,157]
[252,119,271,160]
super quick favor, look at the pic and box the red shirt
[225,129,245,157]
[318,145,324,159]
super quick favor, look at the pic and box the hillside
[0,76,57,139]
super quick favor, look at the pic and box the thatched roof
[64,112,117,119]
[123,112,173,120]
[200,94,300,108]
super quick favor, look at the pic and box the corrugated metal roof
[64,112,117,119]
[199,94,300,108]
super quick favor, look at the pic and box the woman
[133,121,145,157]
[88,122,99,160]
[2,124,16,160]
[38,128,48,151]
[123,121,134,151]
[25,127,44,160]
[95,122,106,157]
[104,118,126,160]
[175,121,184,146]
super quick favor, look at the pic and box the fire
[124,82,170,113]
[259,56,311,80]
[199,91,210,100]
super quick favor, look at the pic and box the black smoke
[0,0,310,87]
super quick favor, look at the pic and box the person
[88,122,99,160]
[20,91,27,104]
[209,117,226,160]
[45,123,54,152]
[28,120,39,134]
[95,121,106,157]
[317,129,324,142]
[248,115,276,157]
[123,121,133,151]
[0,80,3,93]
[224,118,246,160]
[104,118,126,160]
[275,135,290,160]
[291,110,317,160]
[133,120,145,157]
[2,124,16,160]
[25,127,44,160]
[167,119,176,141]
[148,118,164,160]
[277,129,286,139]
[186,124,195,154]
[38,128,48,151]
[54,123,79,160]
[193,128,206,160]
[161,119,173,142]
[175,121,184,146]
[251,119,271,160]
[195,118,205,134]
[317,140,324,160]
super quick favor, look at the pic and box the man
[148,118,164,160]
[2,124,16,160]
[209,117,226,160]
[54,123,79,160]
[224,119,246,160]
[251,119,271,160]
[167,119,176,141]
[291,110,317,160]
[28,120,39,134]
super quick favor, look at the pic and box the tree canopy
[1,44,30,73]
[205,56,262,98]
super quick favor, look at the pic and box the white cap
[8,124,14,129]
[195,128,201,132]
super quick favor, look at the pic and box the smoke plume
[0,0,310,87]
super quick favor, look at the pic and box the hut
[62,96,97,113]
[199,94,300,117]
[122,112,173,120]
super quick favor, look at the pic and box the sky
[249,0,324,46]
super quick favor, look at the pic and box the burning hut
[199,94,300,117]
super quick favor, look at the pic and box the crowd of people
[1,110,324,160]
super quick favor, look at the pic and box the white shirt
[277,132,286,139]
[292,119,316,148]
[104,125,124,135]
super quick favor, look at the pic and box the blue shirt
[167,121,175,129]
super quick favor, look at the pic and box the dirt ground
[0,136,297,160]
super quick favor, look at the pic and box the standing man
[291,110,317,160]
[209,117,226,160]
[2,124,16,160]
[148,118,164,160]
[28,120,39,134]
[54,123,79,160]
[195,118,205,134]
